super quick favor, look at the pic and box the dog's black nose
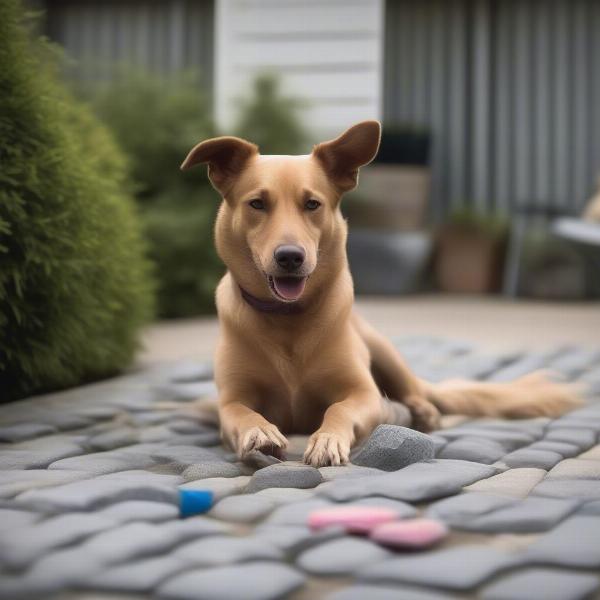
[274,245,305,272]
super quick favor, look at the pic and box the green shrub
[235,73,308,154]
[0,0,154,401]
[87,71,223,317]
[143,192,222,317]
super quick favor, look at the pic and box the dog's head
[181,121,381,303]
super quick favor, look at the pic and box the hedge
[0,0,154,401]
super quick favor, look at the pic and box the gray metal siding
[44,0,214,87]
[384,0,600,220]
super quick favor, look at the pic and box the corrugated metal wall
[384,0,600,220]
[44,0,214,86]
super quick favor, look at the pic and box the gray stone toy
[351,425,435,471]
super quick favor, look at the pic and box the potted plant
[435,210,508,293]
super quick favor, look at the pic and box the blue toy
[179,489,213,518]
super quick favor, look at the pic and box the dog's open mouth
[268,275,307,302]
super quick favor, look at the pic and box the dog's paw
[403,395,441,432]
[238,424,288,460]
[303,432,350,467]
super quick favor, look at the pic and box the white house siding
[384,0,600,220]
[214,0,385,137]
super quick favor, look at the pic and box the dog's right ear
[181,136,258,195]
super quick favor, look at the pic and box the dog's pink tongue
[273,277,306,301]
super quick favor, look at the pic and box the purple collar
[239,285,304,315]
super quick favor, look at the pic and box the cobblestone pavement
[1,337,600,600]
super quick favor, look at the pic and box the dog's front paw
[303,432,350,467]
[404,395,441,432]
[238,424,288,460]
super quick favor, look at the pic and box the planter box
[435,226,505,293]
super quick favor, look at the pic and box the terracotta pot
[435,225,505,293]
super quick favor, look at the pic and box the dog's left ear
[181,136,258,195]
[312,120,381,192]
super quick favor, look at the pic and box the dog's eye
[305,199,321,211]
[249,199,265,210]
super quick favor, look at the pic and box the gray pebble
[544,428,596,450]
[179,476,251,501]
[528,440,581,458]
[329,584,454,600]
[318,459,498,502]
[482,567,599,600]
[209,494,275,523]
[158,562,305,600]
[246,464,322,493]
[0,442,83,470]
[0,508,39,532]
[152,445,225,471]
[183,462,242,481]
[0,469,92,499]
[0,423,56,442]
[85,555,187,593]
[0,513,116,569]
[48,444,160,476]
[502,449,563,470]
[532,480,600,501]
[360,546,516,590]
[297,537,392,575]
[465,468,547,498]
[17,470,181,511]
[83,518,227,565]
[438,428,534,451]
[438,438,506,464]
[254,524,344,554]
[85,428,138,451]
[254,487,315,504]
[427,492,516,524]
[351,425,435,471]
[266,499,333,526]
[97,500,178,523]
[318,465,383,481]
[458,496,580,533]
[175,535,282,566]
[524,515,600,568]
[547,458,600,480]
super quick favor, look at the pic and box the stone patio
[1,337,600,599]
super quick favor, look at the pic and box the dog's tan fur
[182,121,580,467]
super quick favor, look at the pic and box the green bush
[0,0,154,401]
[87,71,223,317]
[235,73,308,154]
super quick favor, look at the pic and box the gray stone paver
[481,567,600,600]
[0,342,598,599]
[297,537,393,575]
[360,546,517,590]
[464,467,547,498]
[327,584,454,600]
[523,514,600,568]
[157,562,305,600]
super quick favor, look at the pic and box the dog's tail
[420,371,583,419]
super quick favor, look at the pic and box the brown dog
[182,121,580,467]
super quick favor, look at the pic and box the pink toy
[308,506,399,534]
[370,518,448,549]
